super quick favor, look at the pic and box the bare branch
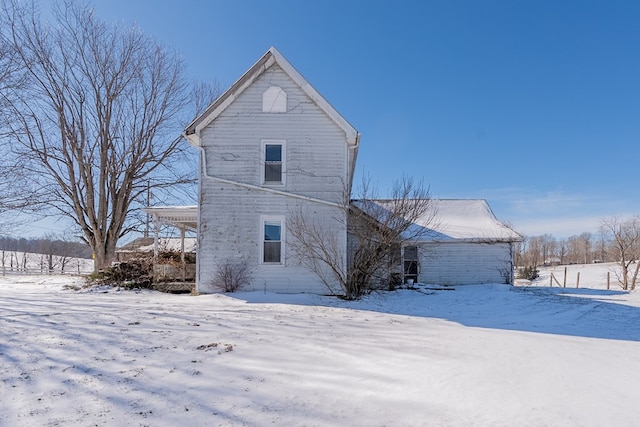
[0,1,220,270]
[600,215,640,290]
[289,175,433,299]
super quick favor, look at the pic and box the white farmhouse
[183,47,359,294]
[149,47,521,294]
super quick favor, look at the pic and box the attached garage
[418,241,515,285]
[406,199,522,285]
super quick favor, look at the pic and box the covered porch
[142,205,197,292]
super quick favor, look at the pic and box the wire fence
[1,253,94,276]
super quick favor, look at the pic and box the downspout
[346,133,361,200]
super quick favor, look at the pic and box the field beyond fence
[532,262,623,290]
[1,251,94,276]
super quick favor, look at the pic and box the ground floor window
[262,217,284,264]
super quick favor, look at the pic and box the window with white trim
[262,217,284,264]
[262,86,287,113]
[262,141,285,184]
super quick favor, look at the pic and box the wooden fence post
[576,272,580,288]
[563,267,567,288]
[607,271,610,290]
[550,273,562,287]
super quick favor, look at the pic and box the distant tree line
[516,216,640,290]
[0,235,92,259]
[515,232,607,268]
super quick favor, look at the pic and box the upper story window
[262,86,287,113]
[263,140,285,185]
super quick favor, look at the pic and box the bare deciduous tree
[0,15,30,226]
[578,232,592,264]
[0,19,24,128]
[601,215,640,290]
[289,175,433,300]
[525,235,543,267]
[557,239,567,265]
[538,234,556,265]
[518,231,600,268]
[35,232,87,273]
[0,1,217,271]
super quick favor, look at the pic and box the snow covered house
[155,47,521,294]
[183,47,360,294]
[396,199,522,285]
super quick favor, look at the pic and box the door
[403,246,418,284]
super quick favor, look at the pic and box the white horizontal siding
[199,64,347,205]
[418,242,513,285]
[196,181,346,294]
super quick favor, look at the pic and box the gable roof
[358,199,522,243]
[417,199,522,242]
[184,47,360,149]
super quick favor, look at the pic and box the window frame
[261,140,286,186]
[403,245,419,283]
[260,215,285,265]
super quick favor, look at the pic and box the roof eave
[413,237,522,244]
[183,49,276,140]
[184,47,359,147]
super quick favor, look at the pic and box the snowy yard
[2,264,640,426]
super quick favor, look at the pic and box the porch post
[180,227,185,263]
[153,213,159,261]
[401,245,405,284]
[180,226,186,282]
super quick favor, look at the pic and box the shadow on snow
[232,284,640,342]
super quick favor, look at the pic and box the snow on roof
[117,237,197,253]
[420,199,522,242]
[140,238,196,253]
[363,199,522,242]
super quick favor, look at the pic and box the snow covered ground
[1,251,94,275]
[2,264,640,426]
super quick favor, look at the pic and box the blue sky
[36,1,640,238]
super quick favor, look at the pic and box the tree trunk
[92,240,117,272]
[621,263,629,290]
[1,1,214,267]
[631,261,640,291]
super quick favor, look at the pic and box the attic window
[262,86,287,113]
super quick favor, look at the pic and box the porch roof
[142,205,198,230]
